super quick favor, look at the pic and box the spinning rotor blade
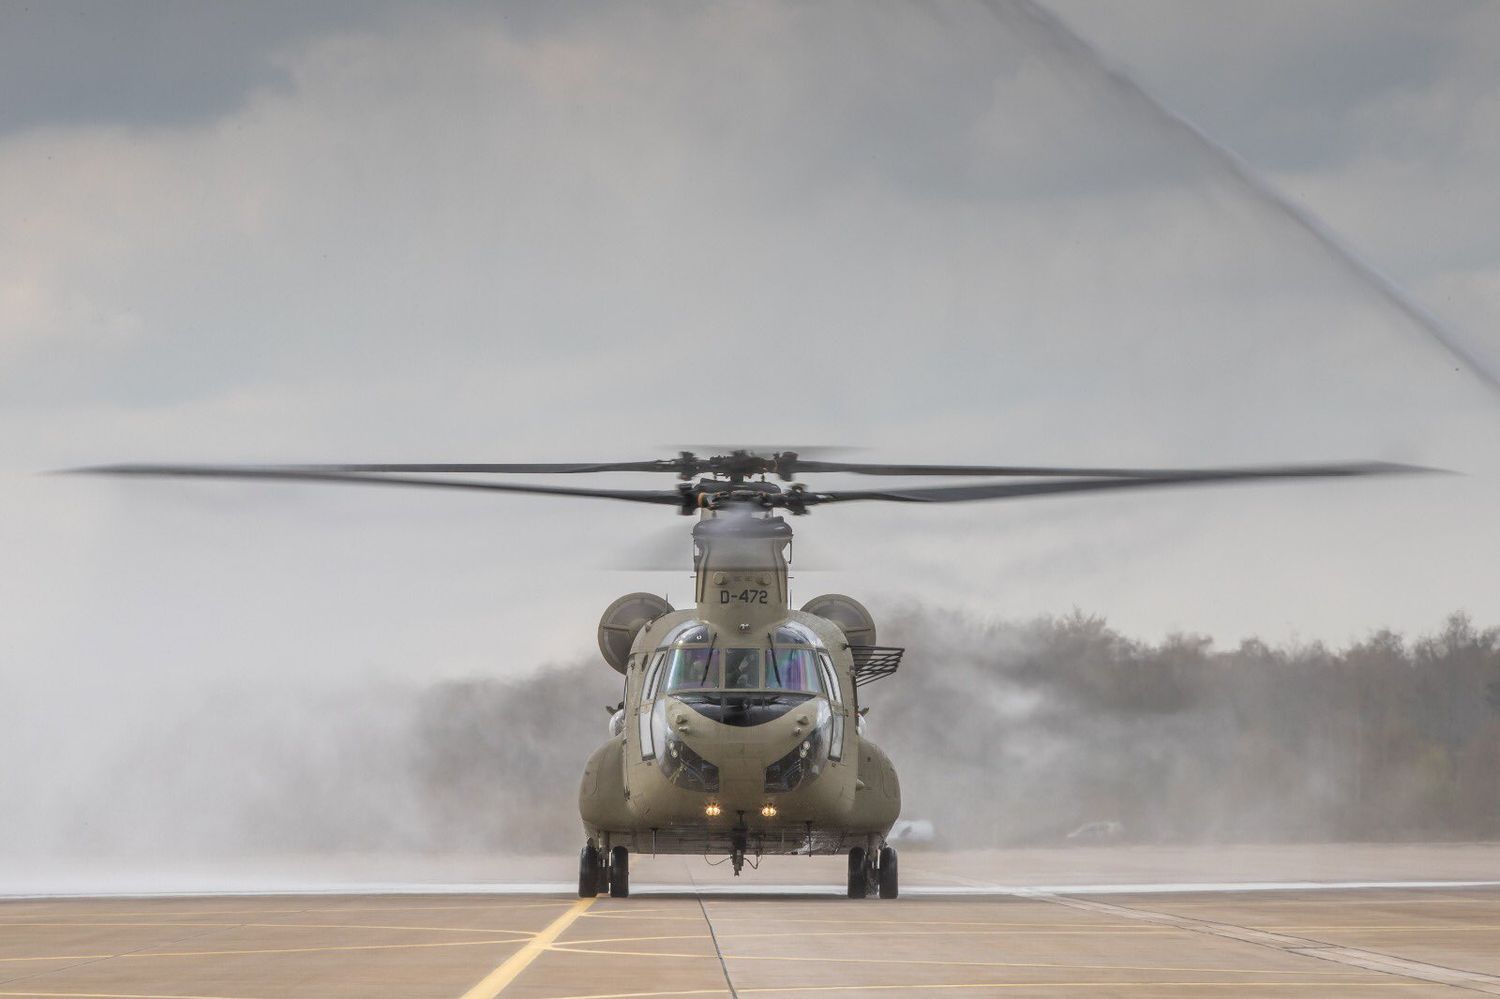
[802,461,1435,506]
[792,459,1307,477]
[67,464,685,505]
[272,461,675,474]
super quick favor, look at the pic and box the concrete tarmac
[5,849,1500,998]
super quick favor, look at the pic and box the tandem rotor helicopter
[75,449,1426,898]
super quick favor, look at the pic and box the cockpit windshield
[723,648,761,690]
[654,621,830,698]
[766,647,822,693]
[663,647,720,692]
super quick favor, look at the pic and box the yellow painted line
[0,918,246,924]
[134,937,530,960]
[458,898,595,999]
[247,921,537,937]
[0,900,566,921]
[556,927,1171,948]
[543,985,1415,999]
[0,920,529,936]
[0,937,532,964]
[0,992,262,998]
[545,945,1373,977]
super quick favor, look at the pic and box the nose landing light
[705,802,723,817]
[760,803,778,818]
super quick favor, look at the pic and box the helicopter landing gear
[847,847,871,898]
[608,845,630,898]
[579,842,604,898]
[848,845,897,899]
[878,845,899,899]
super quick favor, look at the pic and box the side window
[818,653,844,761]
[639,652,665,760]
[645,651,667,698]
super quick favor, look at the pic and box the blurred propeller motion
[65,450,1438,516]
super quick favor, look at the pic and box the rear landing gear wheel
[579,843,601,898]
[609,845,630,898]
[878,846,898,899]
[847,847,869,899]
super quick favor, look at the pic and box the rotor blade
[273,461,676,474]
[803,461,1439,505]
[64,464,685,505]
[792,456,1434,477]
[790,459,1300,477]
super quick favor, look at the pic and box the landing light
[760,803,778,818]
[705,802,722,817]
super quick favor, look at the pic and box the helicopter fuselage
[579,509,901,864]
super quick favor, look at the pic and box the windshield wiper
[767,631,783,687]
[699,632,718,686]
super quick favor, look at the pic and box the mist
[6,604,1496,887]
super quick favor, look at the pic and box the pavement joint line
[1039,892,1500,995]
[457,898,594,999]
[695,882,737,998]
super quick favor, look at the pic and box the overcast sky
[3,0,1499,715]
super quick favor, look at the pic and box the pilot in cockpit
[723,647,761,690]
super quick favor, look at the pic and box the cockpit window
[661,621,711,646]
[663,647,719,692]
[722,648,762,690]
[773,623,822,646]
[766,647,822,693]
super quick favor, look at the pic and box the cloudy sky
[3,0,1499,720]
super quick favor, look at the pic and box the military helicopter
[73,449,1426,899]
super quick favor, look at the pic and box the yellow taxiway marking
[0,900,565,921]
[0,993,262,998]
[545,944,1373,978]
[0,921,531,936]
[544,985,1419,999]
[0,937,530,964]
[549,978,1428,996]
[458,898,595,999]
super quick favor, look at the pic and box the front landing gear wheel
[609,845,630,898]
[579,844,601,898]
[847,847,868,899]
[878,846,899,899]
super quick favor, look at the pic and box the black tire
[847,847,868,899]
[579,843,600,898]
[609,845,630,898]
[878,846,898,899]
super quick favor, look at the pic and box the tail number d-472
[719,588,768,605]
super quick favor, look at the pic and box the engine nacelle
[800,593,877,646]
[597,592,673,674]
